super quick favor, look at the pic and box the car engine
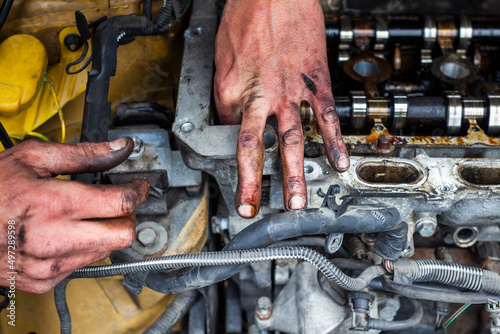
[1,0,500,333]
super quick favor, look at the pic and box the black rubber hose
[144,290,198,334]
[380,276,496,304]
[0,0,14,32]
[142,205,404,294]
[369,298,423,331]
[0,120,14,150]
[54,278,72,334]
[143,0,152,20]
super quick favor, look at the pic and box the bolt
[137,227,157,247]
[181,122,194,133]
[256,296,272,320]
[128,136,146,160]
[416,218,437,237]
[377,134,391,150]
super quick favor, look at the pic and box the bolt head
[256,296,272,320]
[137,227,157,246]
[416,219,436,237]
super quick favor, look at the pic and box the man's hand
[0,138,149,294]
[215,0,349,218]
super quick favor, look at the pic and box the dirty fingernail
[289,195,305,210]
[237,204,255,218]
[336,154,350,171]
[109,137,129,151]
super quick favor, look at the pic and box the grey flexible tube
[56,246,385,334]
[369,298,423,331]
[141,205,405,294]
[398,259,483,291]
[71,247,386,291]
[54,278,71,334]
[394,258,500,294]
[144,290,198,334]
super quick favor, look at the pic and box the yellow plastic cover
[0,34,48,116]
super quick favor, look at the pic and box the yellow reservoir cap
[0,34,48,116]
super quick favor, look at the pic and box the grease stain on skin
[289,101,300,113]
[17,224,26,248]
[244,92,264,111]
[301,73,317,95]
[50,261,61,275]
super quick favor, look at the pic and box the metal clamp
[392,95,408,131]
[351,91,367,130]
[446,92,463,135]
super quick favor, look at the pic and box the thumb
[13,138,134,176]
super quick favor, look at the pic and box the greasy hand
[0,138,149,294]
[215,0,349,218]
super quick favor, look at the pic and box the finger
[11,138,135,177]
[22,215,136,258]
[18,251,110,280]
[16,270,74,294]
[214,69,244,125]
[310,94,349,172]
[46,178,149,219]
[277,102,307,211]
[234,101,269,218]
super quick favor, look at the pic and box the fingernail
[237,204,255,218]
[336,154,350,171]
[288,195,305,210]
[109,137,129,151]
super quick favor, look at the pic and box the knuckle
[238,130,261,149]
[119,192,136,216]
[76,142,97,163]
[285,175,304,187]
[116,223,135,248]
[23,264,53,280]
[30,281,54,294]
[321,106,340,125]
[215,78,237,103]
[11,140,42,164]
[281,128,303,148]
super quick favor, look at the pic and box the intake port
[355,159,425,186]
[458,161,500,186]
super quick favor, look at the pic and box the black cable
[54,278,71,334]
[143,0,152,20]
[380,275,496,304]
[0,0,14,32]
[0,120,14,150]
[65,40,92,75]
[0,287,10,311]
[369,298,423,330]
